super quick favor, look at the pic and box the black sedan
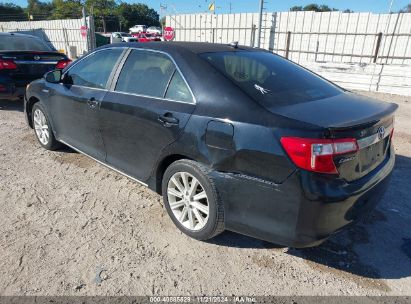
[0,32,71,100]
[24,42,397,247]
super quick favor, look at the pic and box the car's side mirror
[45,70,62,83]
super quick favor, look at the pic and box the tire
[32,103,61,151]
[162,159,225,241]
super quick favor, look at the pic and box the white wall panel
[0,18,89,58]
[166,11,411,95]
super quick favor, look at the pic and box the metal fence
[166,11,411,96]
[166,11,411,65]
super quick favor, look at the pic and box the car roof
[101,41,260,55]
[0,32,42,39]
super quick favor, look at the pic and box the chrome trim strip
[59,83,109,92]
[15,60,58,64]
[357,124,393,149]
[59,139,148,187]
[113,90,196,105]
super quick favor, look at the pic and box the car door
[48,48,125,161]
[99,49,196,182]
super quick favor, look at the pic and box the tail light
[280,137,358,174]
[56,59,72,69]
[0,59,17,70]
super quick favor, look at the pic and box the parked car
[131,33,160,42]
[110,32,137,44]
[146,26,162,36]
[145,33,162,41]
[24,42,397,247]
[129,25,147,34]
[0,32,71,100]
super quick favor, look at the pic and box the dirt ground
[0,91,410,296]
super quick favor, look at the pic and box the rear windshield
[200,51,342,106]
[0,35,54,51]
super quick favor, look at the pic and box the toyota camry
[24,42,397,247]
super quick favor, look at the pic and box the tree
[399,4,411,12]
[0,3,25,21]
[116,3,160,31]
[26,0,54,19]
[51,0,82,19]
[86,0,117,33]
[289,3,348,12]
[0,0,160,32]
[290,6,303,11]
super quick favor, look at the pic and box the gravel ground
[0,91,410,296]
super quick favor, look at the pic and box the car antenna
[228,41,239,48]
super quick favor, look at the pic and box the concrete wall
[166,12,411,96]
[0,18,92,58]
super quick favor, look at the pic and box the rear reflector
[280,137,358,174]
[0,59,17,70]
[56,59,72,69]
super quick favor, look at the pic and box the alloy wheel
[167,171,209,231]
[33,109,49,146]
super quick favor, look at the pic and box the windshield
[0,35,54,51]
[200,51,342,106]
[121,33,132,37]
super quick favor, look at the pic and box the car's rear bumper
[0,83,26,100]
[212,146,395,248]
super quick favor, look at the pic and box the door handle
[87,97,99,109]
[158,113,179,127]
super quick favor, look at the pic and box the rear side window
[115,50,175,98]
[165,71,193,103]
[65,48,123,89]
[0,36,54,51]
[200,51,342,106]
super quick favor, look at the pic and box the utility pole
[160,3,167,29]
[256,0,264,48]
[388,0,395,12]
[229,2,232,14]
[82,6,90,52]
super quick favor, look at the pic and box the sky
[10,0,411,14]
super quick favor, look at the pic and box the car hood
[265,92,398,129]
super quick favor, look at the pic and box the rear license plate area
[359,139,387,172]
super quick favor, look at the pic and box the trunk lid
[268,92,398,181]
[270,92,397,129]
[1,51,66,80]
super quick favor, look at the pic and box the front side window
[115,50,175,98]
[200,51,342,106]
[65,48,123,89]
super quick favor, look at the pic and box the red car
[131,33,161,42]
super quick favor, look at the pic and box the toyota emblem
[377,126,385,140]
[34,55,41,60]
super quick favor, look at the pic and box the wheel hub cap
[167,172,209,231]
[33,109,49,146]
